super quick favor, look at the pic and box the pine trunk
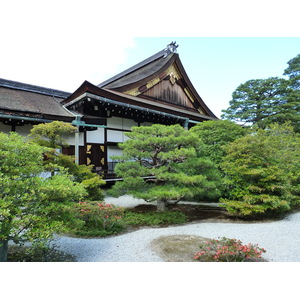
[157,199,168,211]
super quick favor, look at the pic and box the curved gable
[98,44,217,119]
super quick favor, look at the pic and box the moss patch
[151,235,210,262]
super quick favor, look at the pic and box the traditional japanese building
[0,42,218,178]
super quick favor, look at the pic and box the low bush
[67,203,187,237]
[194,237,266,262]
[123,211,187,227]
[8,241,76,262]
[50,153,106,202]
[70,202,125,237]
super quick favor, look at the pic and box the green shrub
[47,153,106,202]
[220,123,300,217]
[190,120,248,165]
[123,210,187,227]
[67,204,187,237]
[8,241,76,262]
[70,202,125,237]
[29,121,106,202]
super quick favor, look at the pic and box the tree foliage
[284,53,300,91]
[50,153,105,201]
[282,53,300,132]
[29,121,105,202]
[108,124,222,210]
[221,77,290,128]
[221,53,300,132]
[220,123,300,217]
[190,120,248,164]
[0,132,87,261]
[28,120,76,149]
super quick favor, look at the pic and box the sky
[1,1,300,118]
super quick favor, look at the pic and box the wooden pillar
[183,119,189,130]
[74,128,79,164]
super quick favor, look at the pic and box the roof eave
[63,81,217,122]
[173,55,218,119]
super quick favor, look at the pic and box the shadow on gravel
[128,203,230,223]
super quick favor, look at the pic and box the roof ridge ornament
[164,41,179,57]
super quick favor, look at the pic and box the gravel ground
[104,195,221,207]
[54,196,300,262]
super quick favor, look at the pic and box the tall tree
[282,53,300,132]
[222,54,300,132]
[284,53,300,91]
[109,124,222,211]
[221,77,289,128]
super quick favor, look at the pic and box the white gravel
[104,194,221,207]
[54,196,300,262]
[104,195,153,208]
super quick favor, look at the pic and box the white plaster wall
[123,118,138,130]
[63,132,84,146]
[107,117,122,129]
[107,117,138,130]
[107,146,123,162]
[86,128,104,143]
[107,129,131,143]
[107,129,123,143]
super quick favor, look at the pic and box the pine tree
[109,124,222,211]
[222,54,300,132]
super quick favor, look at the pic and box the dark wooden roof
[97,45,217,119]
[62,80,216,122]
[98,48,171,89]
[0,78,74,121]
[0,78,71,99]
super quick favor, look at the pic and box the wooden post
[183,119,189,130]
[75,128,79,164]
